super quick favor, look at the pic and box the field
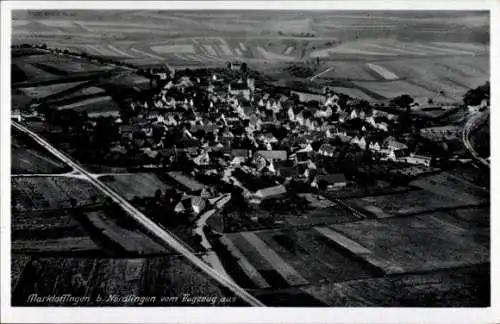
[19,81,87,99]
[99,173,173,200]
[11,176,171,255]
[222,228,377,289]
[11,255,239,306]
[299,264,489,307]
[331,215,489,272]
[410,171,489,205]
[343,189,475,218]
[55,95,121,117]
[11,130,70,174]
[11,177,104,211]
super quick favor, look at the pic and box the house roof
[394,149,410,158]
[255,185,287,199]
[255,150,288,161]
[319,144,335,154]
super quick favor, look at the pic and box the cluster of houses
[22,63,439,214]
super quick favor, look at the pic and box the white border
[1,1,498,323]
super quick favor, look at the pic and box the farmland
[11,129,70,174]
[410,171,489,205]
[221,228,378,289]
[11,175,171,255]
[299,264,489,307]
[11,177,104,211]
[99,173,173,200]
[11,255,240,306]
[343,189,476,218]
[331,215,489,272]
[19,81,87,99]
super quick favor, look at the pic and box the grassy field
[343,189,473,218]
[99,173,173,200]
[11,131,71,174]
[11,177,105,211]
[410,172,489,205]
[19,81,87,99]
[331,215,489,273]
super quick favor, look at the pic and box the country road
[310,66,334,82]
[462,111,490,168]
[12,121,265,307]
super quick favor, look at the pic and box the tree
[463,82,490,106]
[240,62,248,74]
[154,189,162,200]
[390,94,414,110]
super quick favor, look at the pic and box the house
[318,144,336,157]
[167,171,205,193]
[377,122,389,132]
[174,195,206,215]
[388,148,410,161]
[231,149,252,159]
[11,109,22,122]
[339,112,349,123]
[193,151,210,166]
[315,173,348,189]
[369,141,381,151]
[384,137,408,152]
[255,150,288,161]
[254,185,287,201]
[228,80,251,99]
[406,154,432,167]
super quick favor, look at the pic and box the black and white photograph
[1,0,497,322]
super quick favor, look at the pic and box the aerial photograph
[9,10,490,307]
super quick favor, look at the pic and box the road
[462,111,490,168]
[310,67,334,82]
[193,194,233,279]
[12,121,265,307]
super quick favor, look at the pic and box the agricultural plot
[56,95,121,117]
[151,44,196,54]
[326,87,374,101]
[11,177,105,211]
[13,63,58,80]
[353,80,435,101]
[301,264,489,307]
[99,173,172,200]
[344,189,469,218]
[11,131,70,174]
[317,63,378,81]
[331,216,489,273]
[223,228,377,289]
[12,255,238,306]
[19,81,87,99]
[365,63,398,80]
[411,172,488,205]
[375,56,489,101]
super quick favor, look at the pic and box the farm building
[406,154,432,167]
[254,150,288,161]
[174,195,206,215]
[167,171,205,193]
[254,185,287,201]
[384,137,408,152]
[318,144,336,157]
[315,173,348,189]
